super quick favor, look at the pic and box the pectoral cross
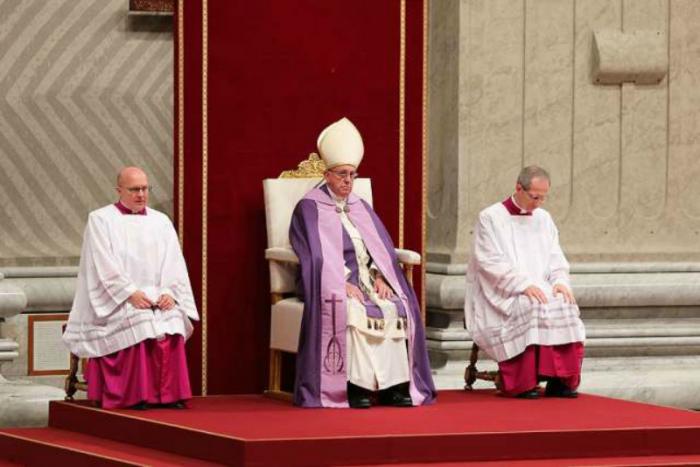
[322,294,344,374]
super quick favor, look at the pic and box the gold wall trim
[177,0,184,247]
[201,0,208,396]
[398,0,406,249]
[421,0,428,320]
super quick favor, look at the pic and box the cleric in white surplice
[63,167,199,410]
[464,166,586,399]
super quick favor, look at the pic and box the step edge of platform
[0,429,143,466]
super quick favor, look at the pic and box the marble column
[425,0,472,329]
[0,273,23,368]
[428,0,468,266]
[0,271,67,427]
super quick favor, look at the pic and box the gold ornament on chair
[279,153,327,178]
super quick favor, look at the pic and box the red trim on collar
[114,201,146,215]
[502,197,531,216]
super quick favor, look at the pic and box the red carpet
[2,390,700,466]
[357,458,700,466]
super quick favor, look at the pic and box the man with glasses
[464,166,585,399]
[63,167,199,409]
[290,118,436,408]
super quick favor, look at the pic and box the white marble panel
[571,0,622,228]
[462,0,524,219]
[619,0,667,227]
[428,0,464,260]
[669,0,700,221]
[523,0,574,220]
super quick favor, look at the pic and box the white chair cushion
[270,298,304,353]
[395,248,421,266]
[263,178,373,248]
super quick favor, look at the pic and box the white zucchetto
[317,117,364,169]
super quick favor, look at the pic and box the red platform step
[2,390,700,466]
[0,427,219,466]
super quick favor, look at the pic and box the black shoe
[545,379,578,398]
[558,388,578,398]
[515,388,540,399]
[378,383,413,407]
[129,401,148,410]
[347,383,372,409]
[162,400,187,409]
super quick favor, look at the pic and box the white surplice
[63,205,199,358]
[464,202,586,362]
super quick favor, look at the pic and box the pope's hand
[553,284,576,304]
[523,285,548,304]
[128,290,154,309]
[345,282,365,302]
[157,294,176,311]
[374,276,394,300]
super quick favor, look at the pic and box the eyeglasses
[328,170,358,180]
[124,186,152,194]
[523,191,547,202]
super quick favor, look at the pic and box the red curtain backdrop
[176,0,426,394]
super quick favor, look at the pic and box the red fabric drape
[176,0,426,394]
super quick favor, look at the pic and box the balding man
[63,167,199,410]
[465,166,586,399]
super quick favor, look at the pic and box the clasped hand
[523,284,576,304]
[128,291,176,310]
[373,276,394,300]
[345,276,394,302]
[345,283,365,301]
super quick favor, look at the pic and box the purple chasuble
[290,186,436,408]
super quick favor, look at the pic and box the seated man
[290,118,436,408]
[63,167,199,410]
[464,166,586,398]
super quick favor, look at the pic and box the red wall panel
[177,0,425,394]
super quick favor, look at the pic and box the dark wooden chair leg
[464,343,480,390]
[464,342,502,391]
[64,353,80,401]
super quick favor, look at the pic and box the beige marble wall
[427,0,465,263]
[429,0,700,263]
[0,0,173,267]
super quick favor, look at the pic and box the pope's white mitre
[317,117,364,169]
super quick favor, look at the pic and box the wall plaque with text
[28,314,70,376]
